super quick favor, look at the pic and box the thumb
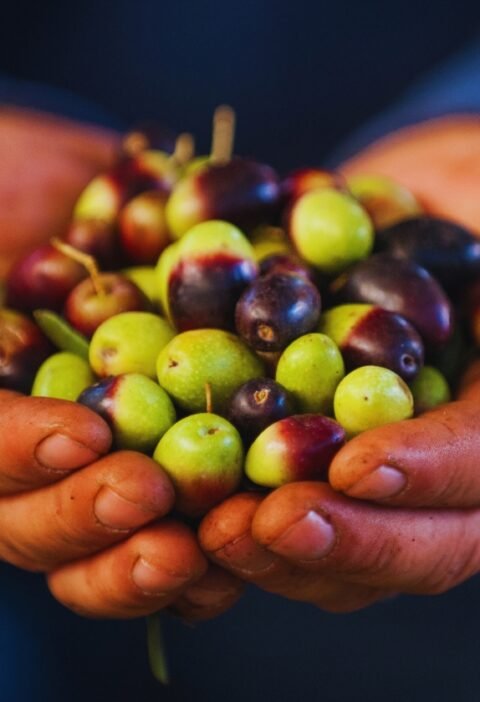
[0,392,112,494]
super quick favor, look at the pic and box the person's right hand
[197,115,480,613]
[198,386,480,614]
[0,390,243,620]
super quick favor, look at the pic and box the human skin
[3,109,480,618]
[0,109,243,620]
[198,115,480,612]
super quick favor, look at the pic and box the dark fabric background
[1,0,480,169]
[2,563,480,702]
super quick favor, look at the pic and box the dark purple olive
[332,253,453,348]
[6,244,88,313]
[169,253,258,332]
[0,309,51,393]
[164,221,258,332]
[226,377,296,445]
[77,376,114,419]
[320,304,424,381]
[376,215,480,291]
[167,158,281,238]
[235,273,321,352]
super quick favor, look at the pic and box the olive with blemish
[235,272,321,352]
[226,377,296,444]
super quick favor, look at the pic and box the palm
[342,115,480,234]
[199,115,480,612]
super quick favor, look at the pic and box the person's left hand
[198,373,480,613]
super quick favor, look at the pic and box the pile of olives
[2,106,479,518]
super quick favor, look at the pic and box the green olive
[334,365,413,436]
[290,188,374,274]
[275,333,345,414]
[409,365,451,415]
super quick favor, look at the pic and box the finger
[252,482,480,594]
[169,566,245,622]
[0,451,174,571]
[0,394,111,494]
[329,400,480,508]
[200,493,389,613]
[46,521,207,619]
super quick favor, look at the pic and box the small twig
[205,382,213,413]
[122,130,149,156]
[172,133,195,166]
[51,238,106,296]
[146,614,170,685]
[210,105,236,164]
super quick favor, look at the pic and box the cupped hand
[0,108,120,277]
[0,109,243,621]
[199,383,480,612]
[0,390,243,619]
[199,115,480,612]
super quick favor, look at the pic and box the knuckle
[349,536,400,581]
[431,467,471,507]
[0,535,49,572]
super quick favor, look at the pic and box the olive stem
[205,382,213,413]
[122,130,150,156]
[51,238,106,296]
[172,133,195,166]
[254,388,270,405]
[210,105,235,164]
[146,614,170,685]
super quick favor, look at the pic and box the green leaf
[33,310,89,360]
[146,614,170,685]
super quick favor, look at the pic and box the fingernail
[215,534,276,575]
[36,433,100,472]
[270,511,335,561]
[94,487,155,530]
[345,466,407,500]
[132,558,189,595]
